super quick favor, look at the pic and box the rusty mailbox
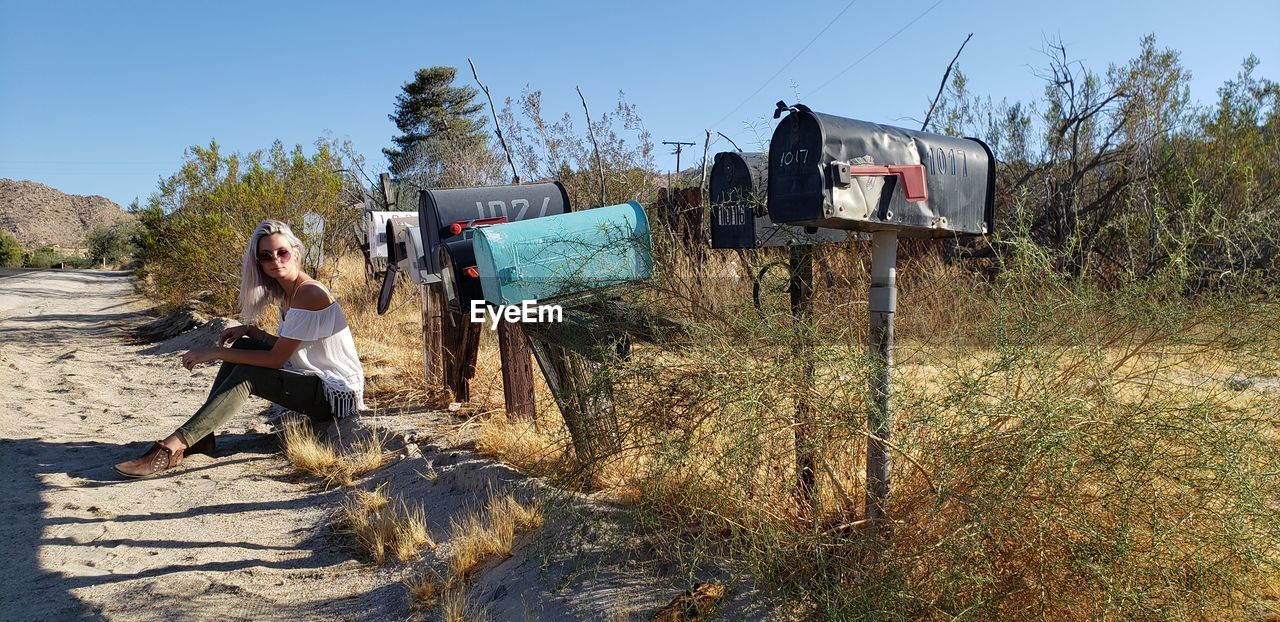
[709,151,853,248]
[767,105,995,237]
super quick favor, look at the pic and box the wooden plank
[525,324,620,464]
[420,283,444,385]
[497,319,537,420]
[441,306,482,403]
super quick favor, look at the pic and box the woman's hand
[218,324,255,347]
[181,347,221,371]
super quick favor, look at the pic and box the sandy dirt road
[0,269,403,621]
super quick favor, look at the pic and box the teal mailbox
[471,200,652,307]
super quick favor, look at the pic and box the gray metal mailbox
[419,182,571,276]
[709,151,852,248]
[375,216,433,314]
[365,210,417,273]
[767,105,994,237]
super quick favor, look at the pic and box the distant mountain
[0,179,131,249]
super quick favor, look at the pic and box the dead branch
[577,85,606,206]
[468,58,519,184]
[922,33,973,132]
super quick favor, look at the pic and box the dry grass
[279,416,394,486]
[401,493,539,621]
[330,242,1279,618]
[446,494,543,584]
[438,247,1280,619]
[439,583,489,622]
[327,254,447,407]
[336,484,435,565]
[405,569,443,611]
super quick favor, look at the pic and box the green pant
[177,337,335,444]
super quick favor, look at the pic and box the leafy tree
[135,137,361,316]
[383,66,501,187]
[0,231,21,267]
[496,87,656,209]
[85,220,139,265]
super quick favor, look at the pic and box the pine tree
[383,66,496,187]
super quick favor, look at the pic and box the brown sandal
[115,442,185,478]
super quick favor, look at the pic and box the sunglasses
[257,248,293,263]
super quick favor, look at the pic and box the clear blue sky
[2,0,1276,208]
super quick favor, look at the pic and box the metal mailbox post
[768,104,995,534]
[468,201,654,463]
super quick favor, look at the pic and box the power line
[804,0,947,100]
[710,0,861,130]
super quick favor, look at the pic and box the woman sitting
[116,220,365,478]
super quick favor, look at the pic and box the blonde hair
[239,220,305,322]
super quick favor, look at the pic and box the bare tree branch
[576,86,606,206]
[922,33,973,132]
[469,58,519,184]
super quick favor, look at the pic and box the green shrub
[0,232,21,267]
[85,220,139,265]
[603,239,1280,621]
[22,246,92,269]
[134,138,362,315]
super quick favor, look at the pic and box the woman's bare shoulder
[292,280,335,311]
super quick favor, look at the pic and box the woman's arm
[183,281,332,371]
[218,324,278,347]
[182,335,301,370]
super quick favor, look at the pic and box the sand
[0,268,763,621]
[0,269,404,620]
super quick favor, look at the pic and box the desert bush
[279,416,394,487]
[579,231,1280,620]
[0,232,22,268]
[335,484,434,564]
[85,219,139,265]
[23,245,92,269]
[496,87,657,209]
[933,37,1279,295]
[133,137,364,316]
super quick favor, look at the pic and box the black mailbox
[438,233,485,314]
[419,182,571,278]
[709,151,853,248]
[767,105,995,237]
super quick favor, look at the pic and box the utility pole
[662,140,695,187]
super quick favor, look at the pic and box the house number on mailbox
[474,197,554,220]
[778,149,810,167]
[927,146,969,177]
[715,205,748,227]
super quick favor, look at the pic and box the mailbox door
[768,107,995,237]
[439,234,484,311]
[419,182,571,275]
[709,152,764,248]
[710,152,853,248]
[473,201,652,306]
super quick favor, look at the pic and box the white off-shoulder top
[277,286,366,418]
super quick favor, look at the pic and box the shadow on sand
[0,433,405,621]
